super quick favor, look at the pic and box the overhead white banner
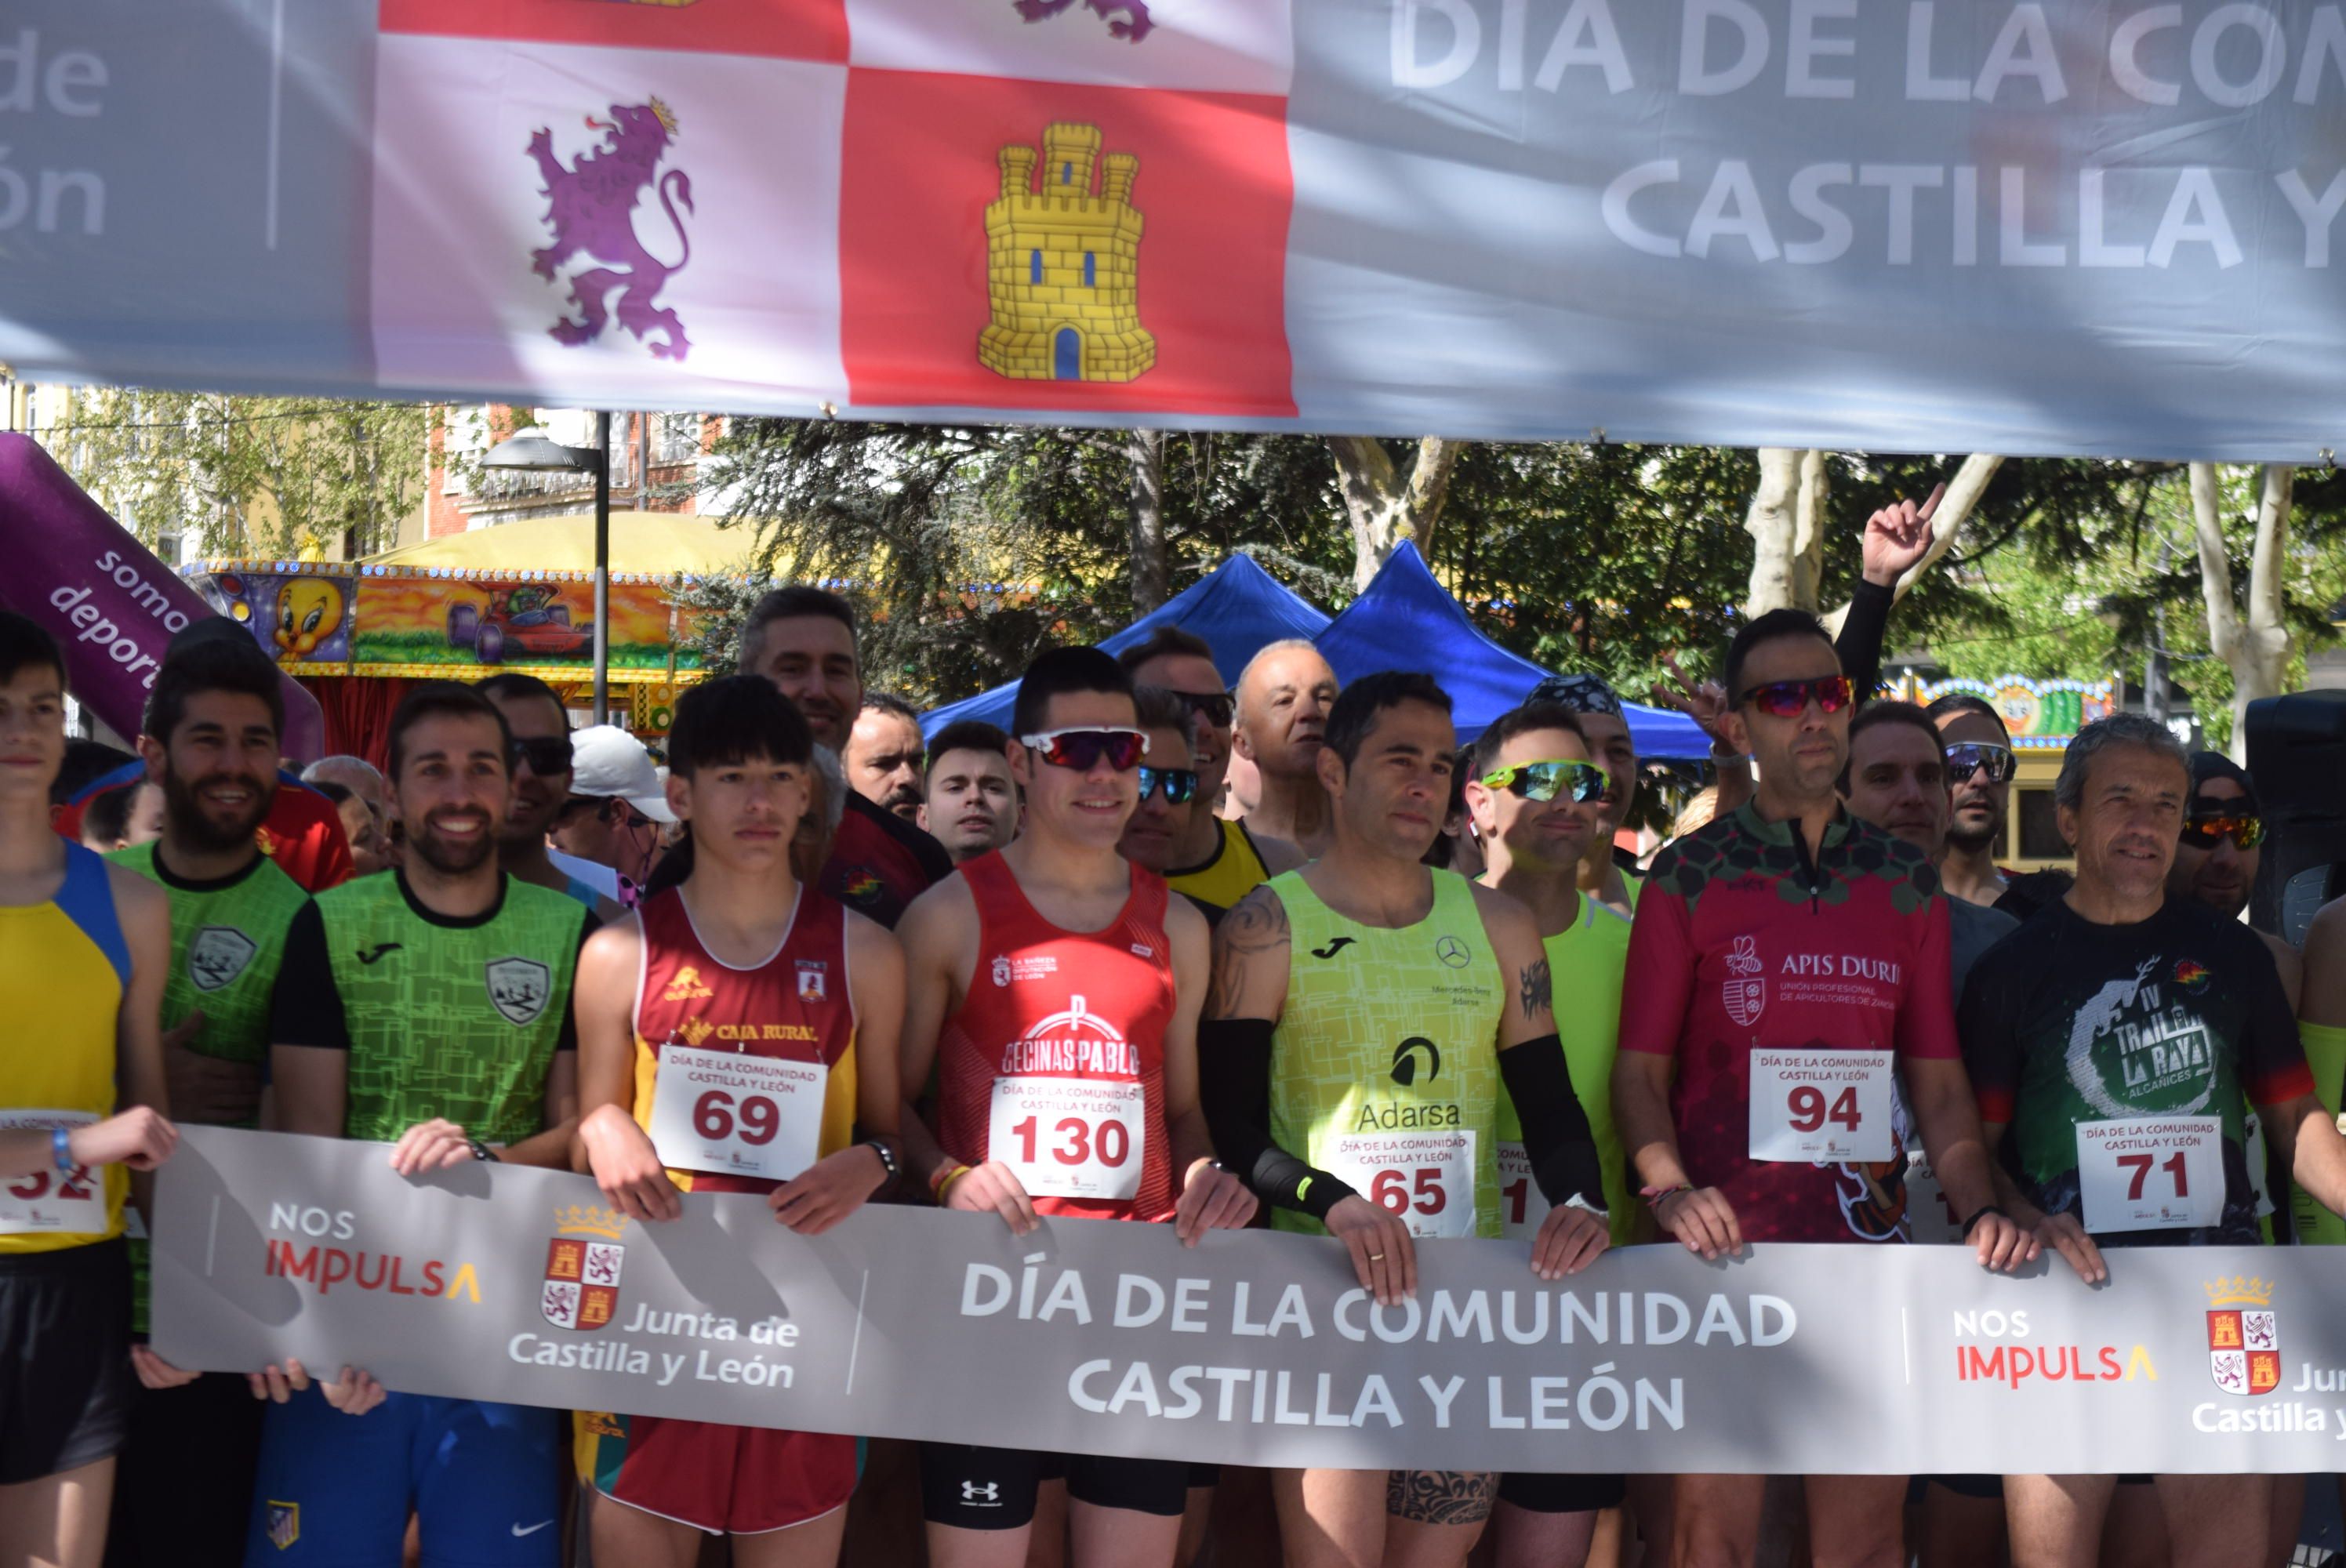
[152,1127,2346,1475]
[4,2,2344,457]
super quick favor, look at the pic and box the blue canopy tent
[920,552,1331,739]
[1316,543,1713,757]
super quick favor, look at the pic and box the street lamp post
[480,417,614,724]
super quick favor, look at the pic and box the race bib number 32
[648,1045,828,1182]
[990,1079,1146,1202]
[1748,1049,1894,1163]
[2075,1117,2224,1233]
[0,1111,107,1236]
[1325,1130,1478,1240]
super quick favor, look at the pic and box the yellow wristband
[933,1164,972,1204]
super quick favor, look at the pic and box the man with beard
[1123,630,1302,922]
[100,633,313,1568]
[1229,640,1336,862]
[1925,693,2036,913]
[1614,611,2038,1568]
[256,683,592,1568]
[920,720,1019,865]
[2166,752,2299,1004]
[844,694,928,824]
[478,673,623,918]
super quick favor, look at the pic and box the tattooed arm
[1476,884,1607,1276]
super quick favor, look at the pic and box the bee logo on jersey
[263,1501,299,1550]
[544,1205,628,1331]
[187,925,259,992]
[1723,934,1766,1026]
[2206,1276,2280,1396]
[486,957,554,1025]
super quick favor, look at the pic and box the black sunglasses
[1137,767,1200,806]
[1942,742,2017,785]
[1171,690,1237,730]
[510,735,574,777]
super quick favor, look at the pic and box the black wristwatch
[862,1138,899,1185]
[467,1138,500,1163]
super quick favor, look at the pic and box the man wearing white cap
[548,724,674,908]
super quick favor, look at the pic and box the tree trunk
[1328,436,1463,590]
[2190,462,2295,761]
[1742,448,1805,614]
[1126,427,1168,612]
[1820,453,2005,637]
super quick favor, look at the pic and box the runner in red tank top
[897,648,1255,1568]
[573,676,905,1566]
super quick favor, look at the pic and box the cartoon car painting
[447,586,589,666]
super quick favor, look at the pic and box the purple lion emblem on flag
[1015,0,1153,42]
[527,97,695,361]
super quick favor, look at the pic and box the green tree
[40,388,428,557]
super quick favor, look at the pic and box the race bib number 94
[1325,1130,1478,1240]
[0,1110,106,1236]
[1748,1049,1894,1163]
[2075,1117,2224,1233]
[990,1079,1146,1202]
[648,1045,828,1182]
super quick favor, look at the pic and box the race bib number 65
[1324,1130,1478,1240]
[0,1111,106,1236]
[1748,1049,1894,1163]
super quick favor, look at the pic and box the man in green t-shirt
[104,628,311,1568]
[255,682,592,1568]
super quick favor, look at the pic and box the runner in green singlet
[1201,672,1607,1568]
[104,627,310,1568]
[255,681,593,1567]
[1463,700,1635,1568]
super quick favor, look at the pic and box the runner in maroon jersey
[1611,608,2033,1568]
[573,675,904,1566]
[897,647,1255,1568]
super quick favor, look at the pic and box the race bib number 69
[648,1045,828,1181]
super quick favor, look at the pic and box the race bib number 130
[990,1079,1146,1202]
[0,1111,106,1236]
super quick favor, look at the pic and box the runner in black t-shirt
[1959,715,2346,1565]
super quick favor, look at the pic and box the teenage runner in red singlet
[897,648,1256,1568]
[574,676,904,1568]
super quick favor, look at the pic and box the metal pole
[593,411,612,726]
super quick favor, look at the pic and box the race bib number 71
[2075,1117,2223,1232]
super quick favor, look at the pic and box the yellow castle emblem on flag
[980,123,1155,383]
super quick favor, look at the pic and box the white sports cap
[565,724,677,824]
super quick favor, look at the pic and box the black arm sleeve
[1499,1034,1605,1211]
[268,901,350,1051]
[1836,577,1896,706]
[1199,1017,1358,1222]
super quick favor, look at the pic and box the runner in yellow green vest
[1200,671,1607,1568]
[1463,700,1636,1564]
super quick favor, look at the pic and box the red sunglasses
[1738,675,1854,718]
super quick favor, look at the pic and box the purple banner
[0,434,325,760]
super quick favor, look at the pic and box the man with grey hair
[1960,713,2346,1564]
[300,754,388,877]
[1229,638,1336,861]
